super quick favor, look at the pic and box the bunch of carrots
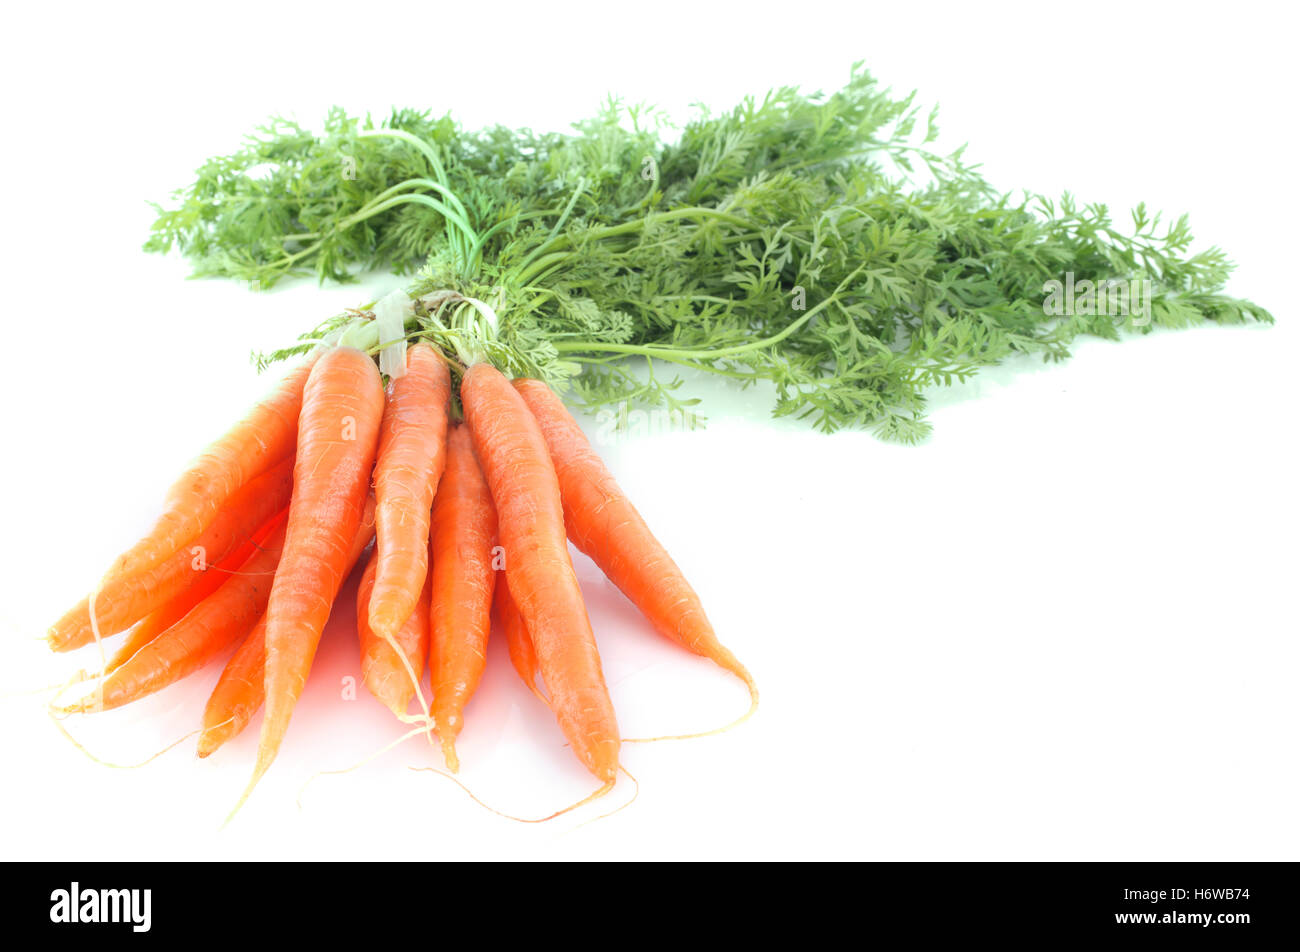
[47,341,756,810]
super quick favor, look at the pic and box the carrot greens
[147,65,1270,442]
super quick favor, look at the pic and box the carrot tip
[195,715,237,761]
[367,611,404,644]
[224,760,271,829]
[440,738,461,774]
[574,765,641,829]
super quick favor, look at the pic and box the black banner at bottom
[7,861,1290,941]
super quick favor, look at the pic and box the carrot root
[294,730,626,826]
[575,765,641,829]
[622,674,759,744]
[47,706,201,770]
[295,724,431,810]
[407,768,618,824]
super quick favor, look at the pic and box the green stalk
[355,128,481,271]
[511,206,761,285]
[551,267,867,362]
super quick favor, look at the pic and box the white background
[1,0,1295,860]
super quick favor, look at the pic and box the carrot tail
[48,707,203,770]
[409,768,622,824]
[623,676,759,743]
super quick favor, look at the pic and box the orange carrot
[197,496,375,758]
[48,459,295,652]
[514,378,756,703]
[428,423,498,771]
[100,505,289,675]
[239,347,384,802]
[61,514,289,712]
[495,577,545,705]
[197,614,268,759]
[461,363,619,785]
[369,342,450,641]
[357,542,431,718]
[100,529,264,675]
[100,358,313,588]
